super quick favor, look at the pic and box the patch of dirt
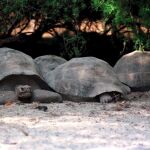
[0,92,150,150]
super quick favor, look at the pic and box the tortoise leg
[99,93,113,103]
[99,92,123,103]
[32,89,63,103]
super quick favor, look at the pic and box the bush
[0,0,149,56]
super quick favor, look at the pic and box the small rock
[0,91,17,105]
[35,106,48,112]
[114,101,130,111]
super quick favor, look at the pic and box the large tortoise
[114,51,150,91]
[38,57,130,103]
[0,47,62,104]
[34,55,67,80]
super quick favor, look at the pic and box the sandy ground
[0,91,150,150]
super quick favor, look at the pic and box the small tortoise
[114,51,150,91]
[37,57,130,103]
[0,47,62,104]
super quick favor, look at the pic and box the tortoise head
[15,85,32,102]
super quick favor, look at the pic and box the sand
[0,91,150,150]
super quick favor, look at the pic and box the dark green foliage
[0,0,149,57]
[61,32,87,59]
[91,0,150,51]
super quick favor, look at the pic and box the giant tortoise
[114,51,150,91]
[0,47,62,104]
[34,55,67,80]
[38,57,130,103]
